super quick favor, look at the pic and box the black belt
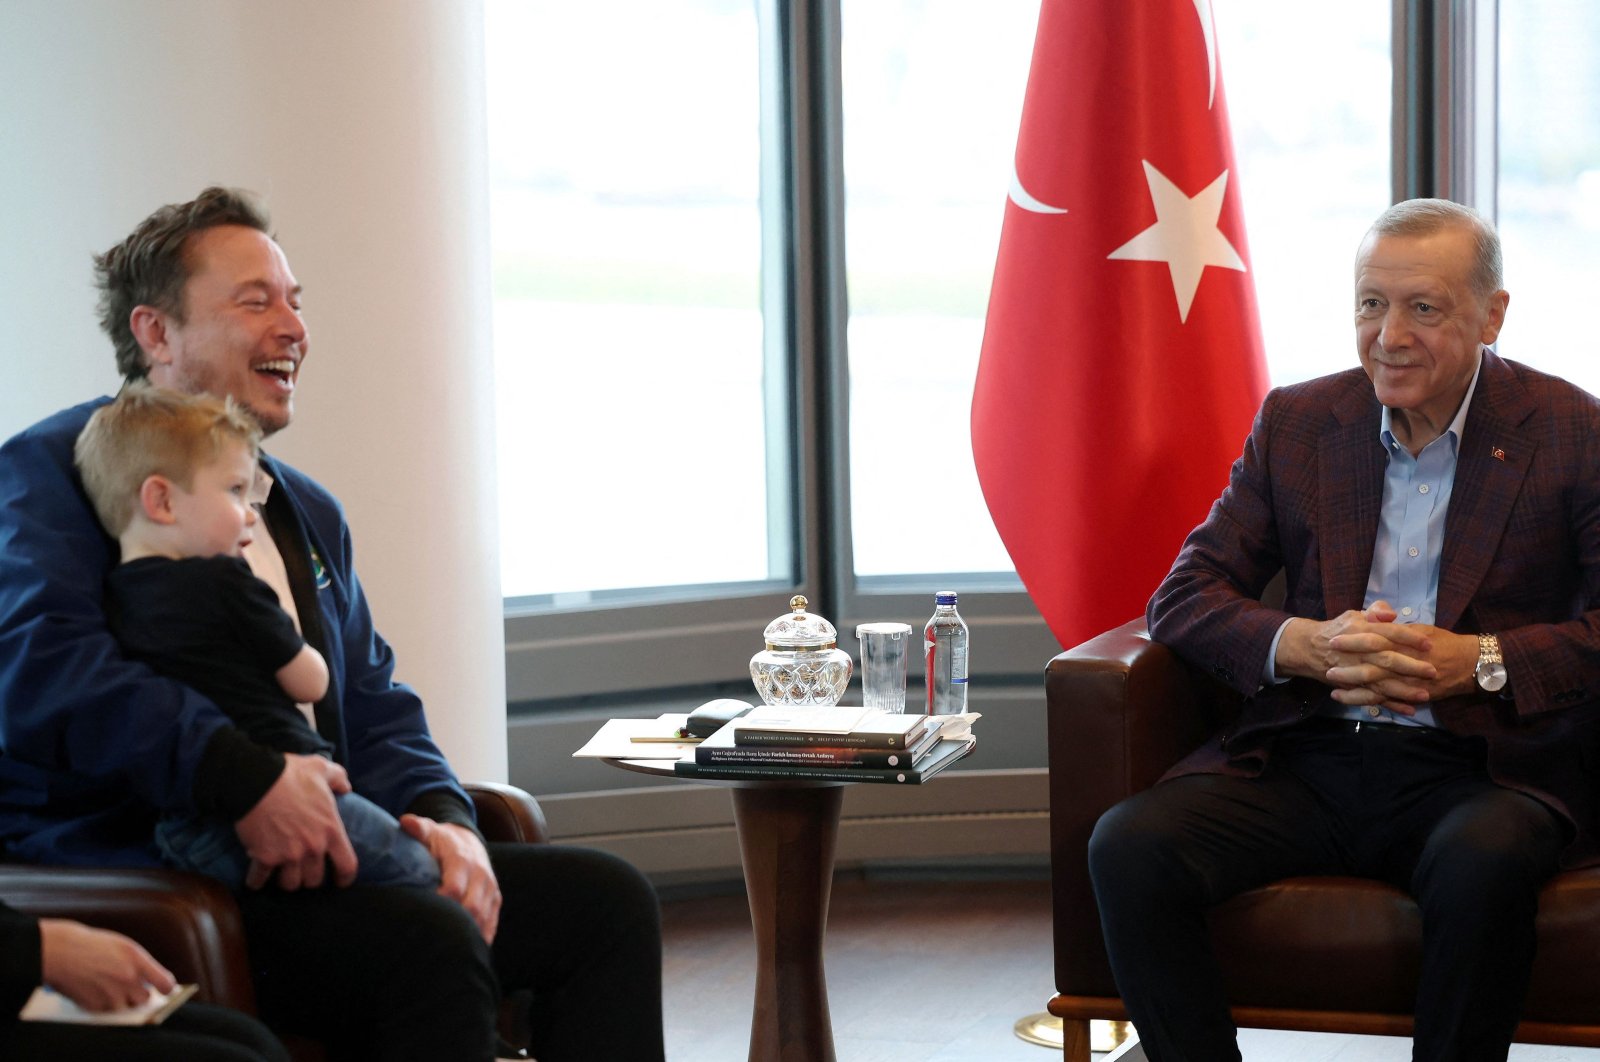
[1305,715,1446,737]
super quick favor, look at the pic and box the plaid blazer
[1148,350,1600,866]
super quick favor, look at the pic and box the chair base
[1047,993,1600,1056]
[1014,1011,1132,1053]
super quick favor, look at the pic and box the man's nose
[276,301,308,345]
[1378,311,1410,351]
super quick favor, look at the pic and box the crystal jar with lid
[749,595,853,707]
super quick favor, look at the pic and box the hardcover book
[673,734,975,784]
[733,710,938,750]
[695,717,942,769]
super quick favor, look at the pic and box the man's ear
[1480,290,1511,346]
[128,305,173,371]
[137,474,179,525]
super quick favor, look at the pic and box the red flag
[971,0,1270,650]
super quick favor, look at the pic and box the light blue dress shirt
[1263,354,1484,728]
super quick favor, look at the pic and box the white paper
[933,712,982,742]
[20,982,196,1025]
[734,705,873,735]
[572,716,700,759]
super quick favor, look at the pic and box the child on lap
[75,383,438,890]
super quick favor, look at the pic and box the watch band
[1475,633,1507,693]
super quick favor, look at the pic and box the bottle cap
[935,591,958,606]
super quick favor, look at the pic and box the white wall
[0,0,508,782]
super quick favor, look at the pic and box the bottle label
[951,644,967,682]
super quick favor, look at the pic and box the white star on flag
[1108,160,1246,323]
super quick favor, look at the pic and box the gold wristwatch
[1474,633,1507,693]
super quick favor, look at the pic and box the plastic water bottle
[924,591,968,715]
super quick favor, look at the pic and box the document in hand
[20,982,197,1026]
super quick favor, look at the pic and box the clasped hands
[1276,601,1481,714]
[233,753,501,942]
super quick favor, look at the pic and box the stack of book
[673,705,974,784]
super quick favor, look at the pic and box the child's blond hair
[75,383,262,538]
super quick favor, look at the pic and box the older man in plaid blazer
[1088,199,1600,1062]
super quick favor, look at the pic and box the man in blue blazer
[1089,199,1600,1062]
[0,188,665,1062]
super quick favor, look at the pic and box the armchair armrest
[1046,616,1227,998]
[466,780,549,845]
[0,780,547,1020]
[0,864,256,1011]
[1046,617,1221,803]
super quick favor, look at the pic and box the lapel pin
[1491,446,1506,461]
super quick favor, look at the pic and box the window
[486,0,786,605]
[1214,0,1392,388]
[1496,0,1600,393]
[838,0,1036,580]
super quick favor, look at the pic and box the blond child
[74,384,437,889]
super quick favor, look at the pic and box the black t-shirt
[106,555,332,758]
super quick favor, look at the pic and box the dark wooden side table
[606,758,848,1062]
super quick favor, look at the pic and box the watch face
[1476,661,1508,692]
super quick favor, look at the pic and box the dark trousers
[0,1001,288,1061]
[238,841,665,1062]
[1087,722,1565,1062]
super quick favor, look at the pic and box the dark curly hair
[94,187,273,380]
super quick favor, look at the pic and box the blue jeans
[157,791,440,889]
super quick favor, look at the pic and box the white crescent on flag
[1008,162,1068,215]
[1006,0,1216,216]
[1195,0,1217,108]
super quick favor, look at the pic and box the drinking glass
[854,622,911,712]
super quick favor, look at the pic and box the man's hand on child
[236,753,359,890]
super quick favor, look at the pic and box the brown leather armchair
[1045,618,1600,1060]
[0,781,548,1061]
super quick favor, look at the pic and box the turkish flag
[971,0,1270,650]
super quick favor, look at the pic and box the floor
[657,874,1600,1062]
[661,875,1059,1061]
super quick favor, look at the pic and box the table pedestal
[732,784,845,1062]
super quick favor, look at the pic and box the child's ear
[137,475,179,525]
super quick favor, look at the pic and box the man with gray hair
[1088,199,1600,1061]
